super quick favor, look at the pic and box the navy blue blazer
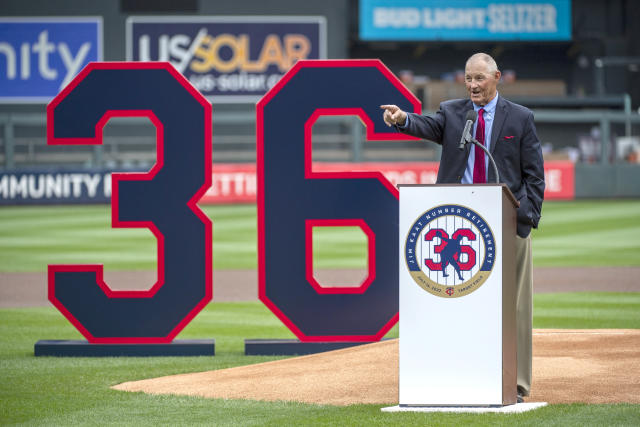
[399,97,545,238]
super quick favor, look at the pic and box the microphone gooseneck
[458,110,478,150]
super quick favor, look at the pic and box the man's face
[465,59,501,106]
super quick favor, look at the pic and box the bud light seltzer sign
[126,16,326,103]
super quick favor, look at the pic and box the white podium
[398,184,519,406]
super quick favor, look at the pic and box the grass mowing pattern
[534,292,640,329]
[1,201,639,424]
[0,205,158,272]
[532,199,640,266]
[1,294,639,425]
[312,225,368,270]
[0,204,258,272]
[1,199,640,273]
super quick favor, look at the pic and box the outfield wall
[0,160,581,205]
[575,164,640,198]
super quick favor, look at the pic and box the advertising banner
[126,16,326,103]
[359,0,571,41]
[201,163,257,204]
[201,161,574,203]
[0,169,113,205]
[543,160,574,200]
[0,161,574,205]
[0,17,102,103]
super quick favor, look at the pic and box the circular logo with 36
[404,204,496,298]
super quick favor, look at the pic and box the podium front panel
[399,185,513,406]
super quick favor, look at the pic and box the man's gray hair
[466,53,499,73]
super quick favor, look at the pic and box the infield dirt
[113,329,640,406]
[111,268,638,406]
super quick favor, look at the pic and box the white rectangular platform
[381,402,548,414]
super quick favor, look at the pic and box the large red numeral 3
[424,228,477,271]
[47,63,212,343]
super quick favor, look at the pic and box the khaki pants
[516,234,533,396]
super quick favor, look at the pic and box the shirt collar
[473,92,498,116]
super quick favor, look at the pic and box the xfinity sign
[359,0,571,41]
[0,17,102,103]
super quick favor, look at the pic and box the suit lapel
[490,97,508,154]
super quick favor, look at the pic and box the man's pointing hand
[380,104,408,127]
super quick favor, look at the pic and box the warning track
[1,266,638,308]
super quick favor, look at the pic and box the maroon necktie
[473,108,486,184]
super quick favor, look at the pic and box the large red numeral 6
[257,60,420,341]
[424,228,477,271]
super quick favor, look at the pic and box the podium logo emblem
[404,204,496,298]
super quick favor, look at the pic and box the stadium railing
[1,106,639,169]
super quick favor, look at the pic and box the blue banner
[0,18,102,103]
[359,0,571,41]
[127,16,326,103]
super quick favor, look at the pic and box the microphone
[458,110,478,150]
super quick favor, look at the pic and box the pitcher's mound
[113,329,640,406]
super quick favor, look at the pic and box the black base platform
[244,339,376,355]
[34,339,215,357]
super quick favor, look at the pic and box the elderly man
[381,53,545,402]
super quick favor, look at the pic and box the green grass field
[1,294,639,426]
[1,199,640,272]
[532,199,640,266]
[1,200,639,425]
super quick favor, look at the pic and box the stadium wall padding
[575,164,640,198]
